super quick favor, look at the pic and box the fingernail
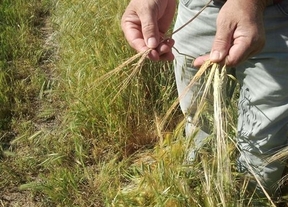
[147,37,157,49]
[210,50,221,61]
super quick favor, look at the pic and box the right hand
[121,0,176,61]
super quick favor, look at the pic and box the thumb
[209,27,233,63]
[142,15,160,49]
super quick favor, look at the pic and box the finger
[225,37,265,66]
[147,49,160,61]
[193,54,209,68]
[156,38,174,55]
[121,3,161,53]
[140,1,176,49]
[139,5,161,49]
[209,20,235,63]
[156,38,174,61]
[159,52,174,61]
[121,12,148,52]
[225,42,249,66]
[148,50,174,62]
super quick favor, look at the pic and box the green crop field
[0,0,287,206]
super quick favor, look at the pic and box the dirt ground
[1,190,42,207]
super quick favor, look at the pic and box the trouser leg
[236,2,288,196]
[236,58,288,196]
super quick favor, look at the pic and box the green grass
[0,0,53,200]
[0,0,286,206]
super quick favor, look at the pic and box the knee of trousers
[237,150,286,195]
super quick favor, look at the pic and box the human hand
[121,0,176,61]
[194,0,270,67]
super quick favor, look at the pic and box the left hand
[194,0,269,67]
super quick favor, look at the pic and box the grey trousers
[172,0,288,195]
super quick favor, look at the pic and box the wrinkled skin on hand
[194,0,270,67]
[121,0,270,66]
[121,0,176,61]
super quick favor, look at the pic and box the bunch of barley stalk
[191,61,277,206]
